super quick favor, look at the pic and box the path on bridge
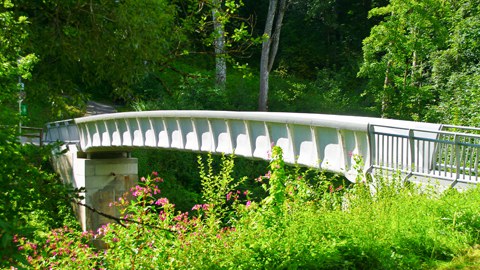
[85,101,116,116]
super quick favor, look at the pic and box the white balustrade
[71,111,443,182]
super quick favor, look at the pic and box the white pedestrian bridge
[46,110,480,187]
[44,110,480,231]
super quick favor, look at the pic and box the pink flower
[152,171,158,177]
[154,198,169,206]
[173,213,187,222]
[246,201,251,207]
[226,192,232,201]
[192,204,210,211]
[158,211,166,221]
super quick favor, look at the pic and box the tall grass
[14,147,480,269]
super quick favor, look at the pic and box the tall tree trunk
[212,0,226,90]
[382,61,392,118]
[258,0,287,111]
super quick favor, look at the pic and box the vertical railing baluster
[436,134,444,176]
[386,134,390,168]
[427,139,431,173]
[468,139,475,181]
[452,134,460,187]
[409,129,415,173]
[474,145,479,182]
[395,136,399,170]
[400,137,405,171]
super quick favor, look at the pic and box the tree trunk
[382,60,392,118]
[212,0,226,90]
[258,0,287,111]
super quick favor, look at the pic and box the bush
[0,136,78,267]
[12,147,480,269]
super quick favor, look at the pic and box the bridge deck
[44,110,480,187]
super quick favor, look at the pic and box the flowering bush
[12,147,480,269]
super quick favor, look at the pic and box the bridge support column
[52,145,137,232]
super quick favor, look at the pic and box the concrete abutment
[51,144,137,232]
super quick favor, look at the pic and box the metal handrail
[20,126,44,146]
[369,124,480,187]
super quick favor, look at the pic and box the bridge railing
[20,126,44,146]
[369,124,480,187]
[73,111,384,181]
[49,111,467,184]
[44,119,79,143]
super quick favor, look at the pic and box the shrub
[12,147,480,269]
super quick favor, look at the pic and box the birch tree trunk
[212,0,226,90]
[258,0,287,111]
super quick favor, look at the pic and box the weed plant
[12,147,480,269]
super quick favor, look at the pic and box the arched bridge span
[45,110,480,187]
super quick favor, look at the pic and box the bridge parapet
[45,119,79,143]
[72,111,442,182]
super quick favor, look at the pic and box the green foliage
[132,149,202,212]
[0,0,37,126]
[11,147,480,269]
[267,67,371,115]
[9,0,187,119]
[0,142,78,267]
[427,0,480,126]
[358,0,480,123]
[1,4,77,266]
[359,0,451,120]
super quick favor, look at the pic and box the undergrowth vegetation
[11,147,480,269]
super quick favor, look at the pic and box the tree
[258,0,287,111]
[1,2,75,265]
[428,0,480,126]
[211,0,227,89]
[0,0,37,127]
[13,0,186,118]
[199,0,256,90]
[358,0,450,119]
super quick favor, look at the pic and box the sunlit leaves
[359,0,451,119]
[428,0,480,126]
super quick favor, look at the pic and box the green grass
[13,148,480,269]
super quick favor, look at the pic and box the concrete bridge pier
[51,145,137,232]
